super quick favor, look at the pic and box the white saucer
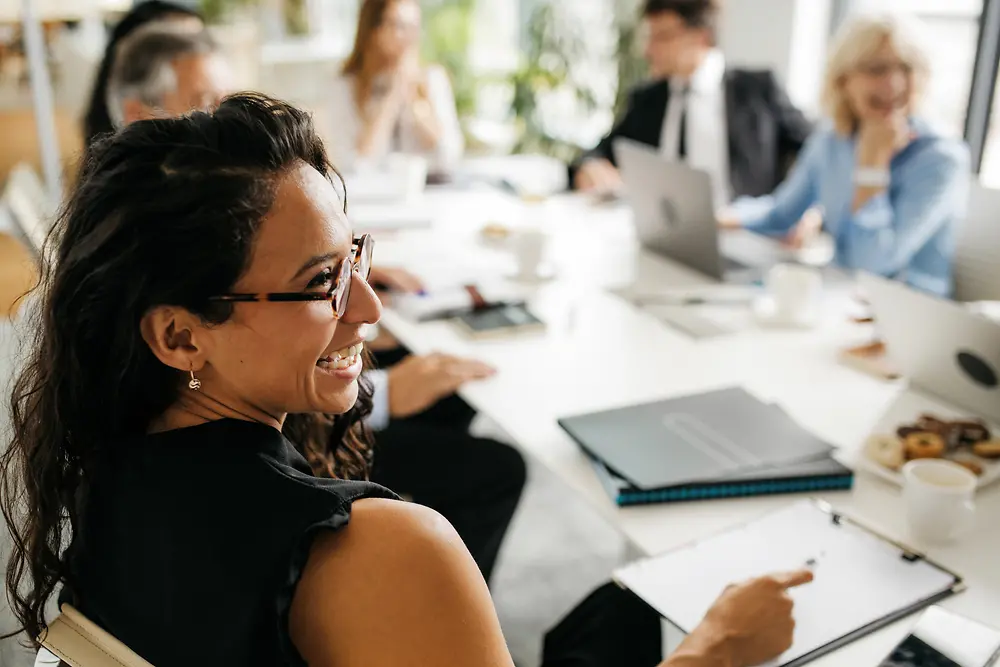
[791,233,836,267]
[508,268,557,285]
[753,296,821,329]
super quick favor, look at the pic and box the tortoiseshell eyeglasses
[209,234,374,319]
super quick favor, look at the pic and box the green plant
[506,2,599,160]
[421,0,477,119]
[199,0,257,25]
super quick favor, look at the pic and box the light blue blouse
[734,119,970,297]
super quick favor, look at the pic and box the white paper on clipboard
[614,500,962,666]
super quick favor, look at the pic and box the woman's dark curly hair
[1,93,373,644]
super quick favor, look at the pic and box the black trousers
[541,582,663,667]
[370,348,527,584]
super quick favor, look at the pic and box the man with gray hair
[107,24,231,128]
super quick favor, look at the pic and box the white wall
[718,0,833,115]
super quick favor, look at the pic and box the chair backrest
[953,182,1000,303]
[37,605,153,667]
[3,163,55,255]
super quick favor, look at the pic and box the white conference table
[368,185,1000,666]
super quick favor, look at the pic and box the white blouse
[327,65,464,173]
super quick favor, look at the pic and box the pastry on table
[948,455,985,476]
[972,439,1000,459]
[865,434,905,470]
[903,431,946,460]
[481,222,511,240]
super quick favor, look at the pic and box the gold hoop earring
[188,368,202,391]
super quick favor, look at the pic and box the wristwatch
[853,167,890,188]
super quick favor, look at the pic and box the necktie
[677,86,689,160]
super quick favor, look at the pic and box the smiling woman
[731,13,970,298]
[0,93,393,664]
[2,93,811,667]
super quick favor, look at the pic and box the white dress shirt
[365,368,391,432]
[327,65,464,173]
[659,49,732,211]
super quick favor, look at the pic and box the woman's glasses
[209,234,374,319]
[856,61,913,78]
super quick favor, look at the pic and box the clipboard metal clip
[812,499,961,583]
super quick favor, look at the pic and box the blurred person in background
[106,24,231,129]
[328,0,464,173]
[83,0,203,145]
[721,13,969,297]
[571,0,811,211]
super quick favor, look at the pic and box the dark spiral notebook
[558,387,854,506]
[588,453,853,506]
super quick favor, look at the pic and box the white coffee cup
[513,228,550,281]
[766,263,823,321]
[902,459,977,544]
[386,153,428,200]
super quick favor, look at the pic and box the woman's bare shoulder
[289,498,513,667]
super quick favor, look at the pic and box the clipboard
[613,500,964,667]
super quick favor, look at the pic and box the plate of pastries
[862,413,1000,488]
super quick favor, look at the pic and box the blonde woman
[725,14,969,297]
[328,0,463,172]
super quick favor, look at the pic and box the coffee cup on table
[386,153,428,200]
[902,459,976,544]
[757,263,823,327]
[512,228,552,282]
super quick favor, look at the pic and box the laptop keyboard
[651,306,737,339]
[722,254,751,272]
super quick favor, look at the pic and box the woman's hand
[391,49,424,102]
[574,158,623,193]
[716,208,743,230]
[783,206,823,250]
[852,114,912,211]
[387,353,496,418]
[669,570,813,667]
[857,113,912,168]
[368,266,425,294]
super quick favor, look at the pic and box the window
[978,77,1000,187]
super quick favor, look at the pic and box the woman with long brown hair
[328,0,463,172]
[2,94,807,667]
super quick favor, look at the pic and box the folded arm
[844,142,969,289]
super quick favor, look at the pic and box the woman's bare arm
[289,498,515,667]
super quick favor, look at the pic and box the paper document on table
[392,284,528,322]
[614,501,961,667]
[347,200,434,231]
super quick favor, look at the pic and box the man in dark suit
[573,0,811,207]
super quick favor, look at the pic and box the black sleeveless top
[61,418,397,666]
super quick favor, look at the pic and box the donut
[904,432,946,460]
[972,439,1000,459]
[865,434,905,470]
[481,223,511,240]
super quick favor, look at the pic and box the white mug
[386,153,428,200]
[766,263,823,321]
[902,459,977,544]
[513,228,550,281]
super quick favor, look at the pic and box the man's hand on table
[387,353,496,419]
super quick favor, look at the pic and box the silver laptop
[613,138,757,281]
[861,272,1000,423]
